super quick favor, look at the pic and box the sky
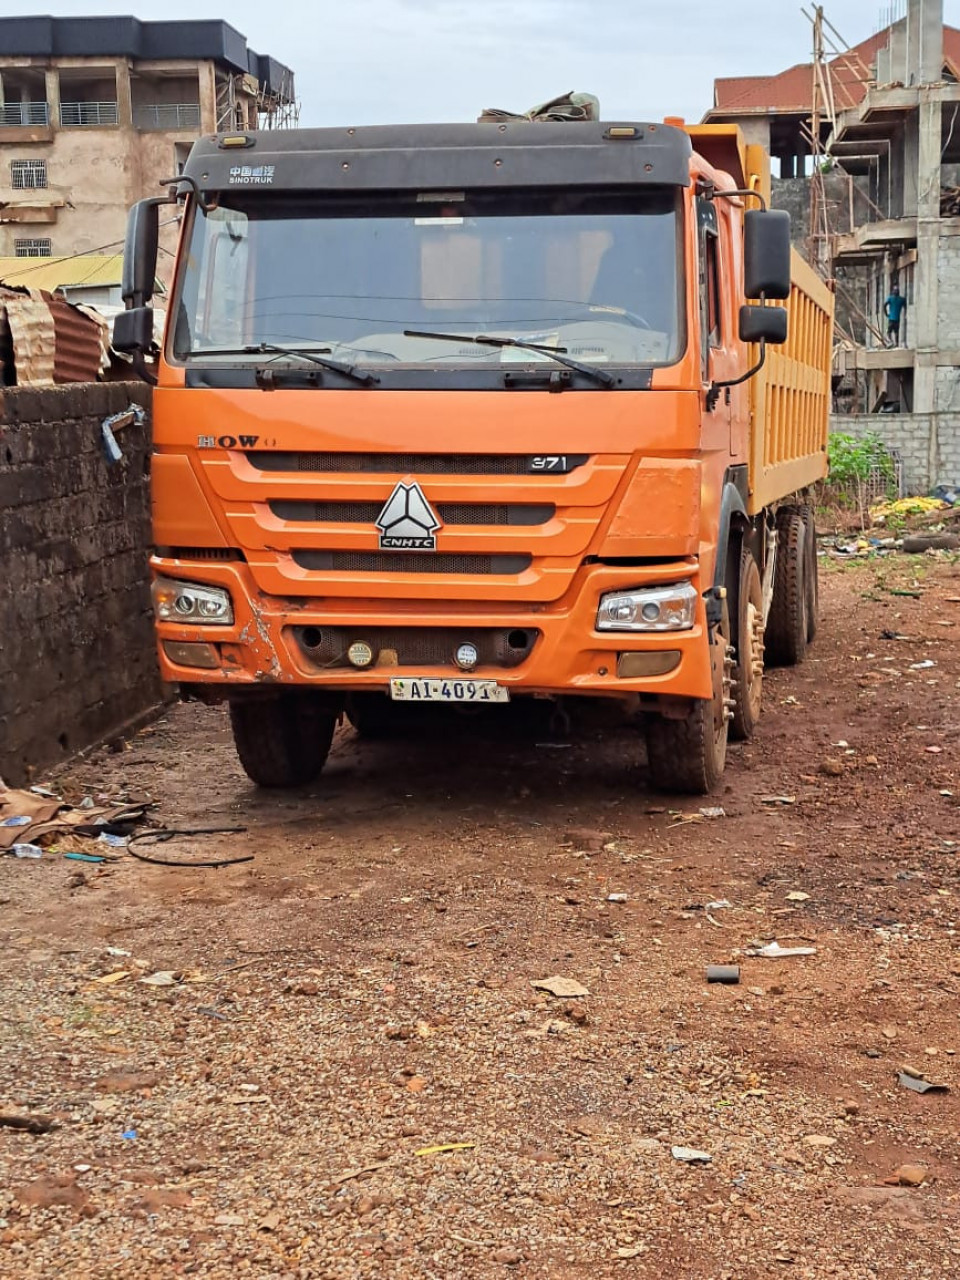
[11,0,960,127]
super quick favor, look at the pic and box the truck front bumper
[151,557,714,701]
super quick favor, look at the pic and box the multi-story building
[705,0,960,492]
[0,16,295,282]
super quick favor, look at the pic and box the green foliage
[824,432,898,529]
[827,431,896,489]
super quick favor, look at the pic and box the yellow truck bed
[747,247,834,514]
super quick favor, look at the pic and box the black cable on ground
[126,827,252,868]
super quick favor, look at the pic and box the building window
[14,238,52,258]
[11,159,47,189]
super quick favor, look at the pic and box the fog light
[455,642,479,669]
[347,640,374,668]
[153,576,233,625]
[162,640,220,670]
[617,650,681,678]
[597,582,697,632]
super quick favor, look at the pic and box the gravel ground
[1,554,959,1280]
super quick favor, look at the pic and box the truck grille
[249,452,588,476]
[270,500,553,526]
[292,551,531,575]
[202,444,624,601]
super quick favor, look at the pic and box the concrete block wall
[0,382,160,785]
[935,231,960,348]
[830,412,960,493]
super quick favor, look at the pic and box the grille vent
[292,551,531,575]
[270,500,552,526]
[249,451,587,476]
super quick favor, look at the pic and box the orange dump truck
[115,118,833,793]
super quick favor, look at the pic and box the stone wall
[830,412,960,493]
[936,230,960,349]
[0,382,160,785]
[772,172,872,242]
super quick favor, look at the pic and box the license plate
[389,678,509,703]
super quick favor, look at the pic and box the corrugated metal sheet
[3,294,55,384]
[49,295,108,384]
[0,254,124,292]
[0,284,108,385]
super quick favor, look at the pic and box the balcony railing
[60,100,119,127]
[0,101,50,127]
[133,103,201,131]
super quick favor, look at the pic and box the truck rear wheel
[798,502,819,642]
[730,542,764,740]
[229,693,337,788]
[645,605,731,794]
[765,509,808,666]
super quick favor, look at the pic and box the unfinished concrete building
[706,1,960,492]
[0,17,296,283]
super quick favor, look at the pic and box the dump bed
[747,247,834,515]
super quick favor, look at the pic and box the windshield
[171,188,683,374]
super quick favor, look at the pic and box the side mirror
[743,209,791,300]
[739,304,787,345]
[121,198,161,308]
[113,306,154,354]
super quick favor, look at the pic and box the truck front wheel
[730,543,764,740]
[229,693,337,788]
[645,604,731,794]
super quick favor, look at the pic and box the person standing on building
[884,282,906,347]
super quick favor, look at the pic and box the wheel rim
[712,611,733,750]
[743,567,764,721]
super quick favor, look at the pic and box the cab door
[696,193,737,454]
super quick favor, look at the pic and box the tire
[765,509,808,667]
[229,693,336,788]
[798,502,819,643]
[645,602,730,794]
[730,542,764,741]
[346,693,402,740]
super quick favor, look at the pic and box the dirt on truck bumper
[151,557,715,701]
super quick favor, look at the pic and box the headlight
[152,576,233,625]
[596,582,698,632]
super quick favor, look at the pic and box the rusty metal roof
[49,295,109,384]
[709,24,960,117]
[0,286,107,386]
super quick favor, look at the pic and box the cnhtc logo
[375,481,441,550]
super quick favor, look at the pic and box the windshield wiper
[190,343,378,386]
[402,329,615,387]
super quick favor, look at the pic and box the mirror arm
[702,184,767,212]
[706,341,767,411]
[131,350,158,387]
[159,175,212,212]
